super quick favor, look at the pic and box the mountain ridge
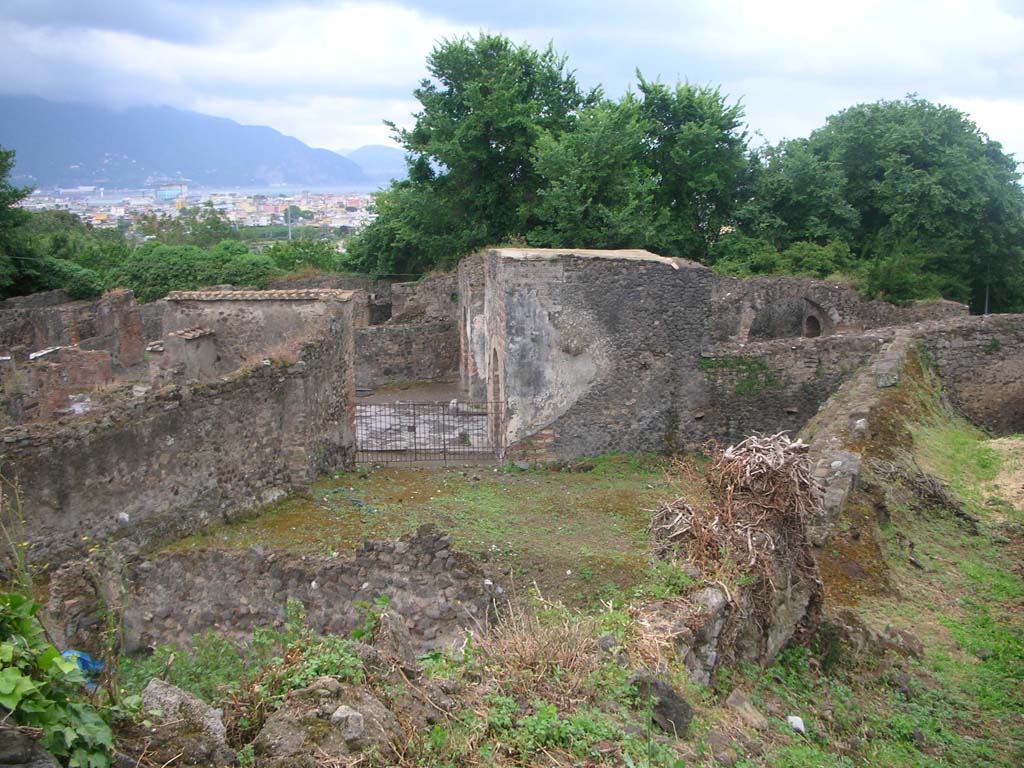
[0,95,370,188]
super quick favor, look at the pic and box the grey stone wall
[163,290,361,376]
[114,526,496,654]
[0,310,356,566]
[355,321,459,389]
[688,333,891,447]
[457,255,487,399]
[484,249,714,458]
[390,272,458,323]
[709,277,967,342]
[916,314,1024,433]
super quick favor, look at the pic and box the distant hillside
[0,95,368,188]
[344,144,408,185]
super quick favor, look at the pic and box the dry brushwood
[868,458,979,531]
[650,433,822,582]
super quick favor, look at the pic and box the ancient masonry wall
[916,314,1024,434]
[163,289,365,376]
[389,272,459,323]
[690,332,892,449]
[800,314,1024,545]
[0,307,356,566]
[355,321,459,389]
[709,277,967,342]
[0,347,114,425]
[110,526,497,654]
[486,250,715,459]
[0,289,145,369]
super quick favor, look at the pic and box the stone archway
[804,315,822,338]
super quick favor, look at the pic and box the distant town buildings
[18,187,377,233]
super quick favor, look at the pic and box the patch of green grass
[167,454,678,604]
[912,421,1002,511]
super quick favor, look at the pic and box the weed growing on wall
[699,354,783,395]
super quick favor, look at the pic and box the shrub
[43,257,103,299]
[0,592,114,767]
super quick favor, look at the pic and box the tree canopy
[344,34,597,275]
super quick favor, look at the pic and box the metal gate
[355,401,500,465]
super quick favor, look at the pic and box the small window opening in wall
[804,315,822,338]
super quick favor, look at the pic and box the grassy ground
[143,363,1024,766]
[750,360,1024,767]
[170,454,687,605]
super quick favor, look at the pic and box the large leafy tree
[345,34,597,275]
[737,138,860,250]
[744,97,1024,310]
[527,96,661,249]
[637,77,749,260]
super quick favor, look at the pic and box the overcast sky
[2,0,1022,162]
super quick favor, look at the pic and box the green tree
[807,97,1024,310]
[109,241,280,302]
[345,33,597,275]
[738,138,860,249]
[527,97,661,249]
[264,240,341,272]
[636,77,750,260]
[0,146,41,297]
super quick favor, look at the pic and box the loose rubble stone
[628,670,693,737]
[139,679,236,766]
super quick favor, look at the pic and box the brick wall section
[1,347,114,425]
[108,526,497,654]
[0,310,356,567]
[355,321,459,389]
[0,290,145,369]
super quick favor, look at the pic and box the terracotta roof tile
[167,289,357,302]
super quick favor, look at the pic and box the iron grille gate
[355,401,499,465]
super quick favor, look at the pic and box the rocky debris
[254,676,402,767]
[787,714,806,734]
[707,728,739,767]
[684,587,731,685]
[373,609,421,674]
[725,689,769,731]
[628,670,693,737]
[135,679,235,767]
[0,730,60,767]
[822,609,924,661]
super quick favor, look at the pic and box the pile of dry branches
[650,432,823,590]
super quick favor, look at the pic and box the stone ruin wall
[0,347,114,425]
[109,526,497,654]
[457,254,487,399]
[471,249,977,462]
[355,321,459,389]
[709,276,967,342]
[798,314,1024,547]
[916,314,1024,434]
[0,289,146,370]
[354,272,462,391]
[162,289,368,378]
[0,302,357,567]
